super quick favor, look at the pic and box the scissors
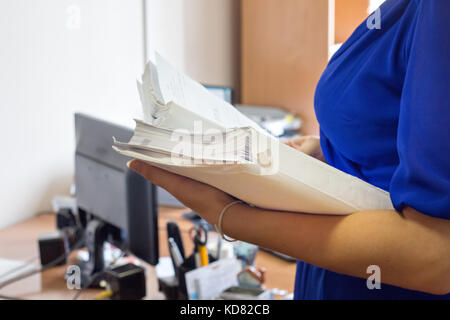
[189,224,209,267]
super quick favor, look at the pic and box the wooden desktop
[0,206,296,300]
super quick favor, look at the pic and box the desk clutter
[0,205,294,300]
[0,210,296,300]
[158,220,277,300]
[0,111,296,300]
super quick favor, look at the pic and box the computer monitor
[74,113,159,284]
[204,85,234,105]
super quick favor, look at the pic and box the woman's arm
[223,204,450,295]
[128,160,450,295]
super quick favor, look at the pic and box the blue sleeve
[389,0,450,219]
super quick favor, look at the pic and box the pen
[189,225,209,267]
[168,237,184,268]
[198,243,209,267]
[195,226,209,267]
[167,221,185,260]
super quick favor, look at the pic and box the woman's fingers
[284,136,324,161]
[284,136,307,151]
[298,139,315,154]
[127,159,235,224]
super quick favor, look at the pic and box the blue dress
[294,0,450,299]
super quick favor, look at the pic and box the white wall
[145,0,240,90]
[0,0,240,229]
[0,0,145,229]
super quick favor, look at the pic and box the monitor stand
[76,219,107,287]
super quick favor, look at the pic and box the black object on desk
[160,221,217,299]
[38,230,69,266]
[56,208,77,229]
[167,221,185,260]
[104,263,146,300]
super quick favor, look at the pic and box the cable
[72,270,105,300]
[0,235,84,291]
[94,290,114,300]
[72,247,128,300]
[0,256,40,281]
[1,232,129,300]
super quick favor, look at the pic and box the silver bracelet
[214,200,244,242]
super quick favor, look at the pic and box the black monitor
[74,113,158,284]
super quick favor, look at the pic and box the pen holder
[176,254,196,298]
[177,265,193,299]
[158,263,193,300]
[176,253,217,299]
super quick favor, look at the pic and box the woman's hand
[284,135,325,162]
[127,160,450,295]
[128,159,235,225]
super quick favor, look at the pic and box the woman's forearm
[126,161,450,295]
[222,204,450,295]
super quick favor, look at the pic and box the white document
[114,54,395,215]
[184,258,242,300]
[156,53,258,129]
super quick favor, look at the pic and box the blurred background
[0,0,384,231]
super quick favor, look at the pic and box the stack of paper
[113,54,394,215]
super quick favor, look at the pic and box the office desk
[0,207,296,300]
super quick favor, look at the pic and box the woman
[129,0,450,299]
